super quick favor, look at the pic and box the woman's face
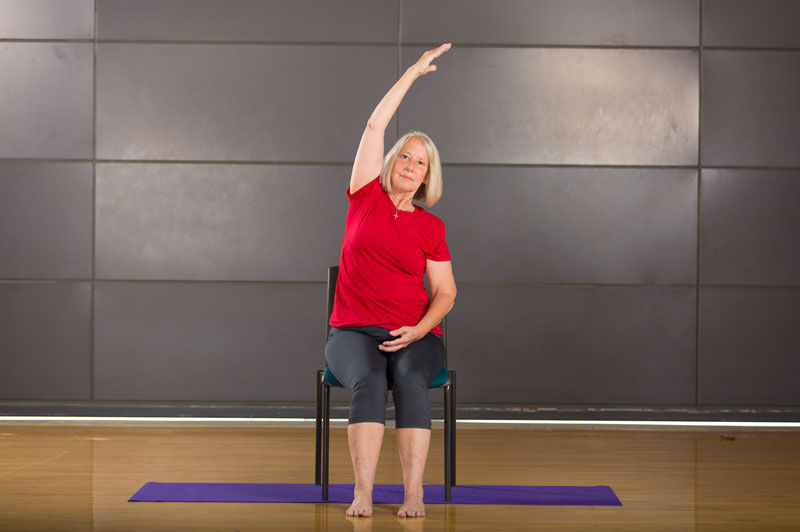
[390,137,429,195]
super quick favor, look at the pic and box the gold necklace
[391,193,405,221]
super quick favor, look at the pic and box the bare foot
[397,491,425,518]
[346,490,373,517]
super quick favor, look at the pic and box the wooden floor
[1,423,799,531]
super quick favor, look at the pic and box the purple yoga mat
[129,483,621,506]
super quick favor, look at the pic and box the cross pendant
[393,211,399,220]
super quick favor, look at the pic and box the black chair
[315,265,456,502]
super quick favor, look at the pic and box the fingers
[413,43,451,76]
[378,331,407,351]
[379,337,409,352]
[381,337,405,347]
[431,42,451,58]
[422,44,450,64]
[378,327,418,352]
[379,343,406,353]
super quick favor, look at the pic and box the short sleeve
[346,176,381,202]
[425,218,451,262]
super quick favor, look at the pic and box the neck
[390,191,415,211]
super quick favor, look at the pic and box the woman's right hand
[407,43,452,79]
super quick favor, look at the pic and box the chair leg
[315,370,323,486]
[450,370,457,487]
[444,383,452,502]
[322,383,331,502]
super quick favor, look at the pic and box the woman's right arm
[349,43,452,194]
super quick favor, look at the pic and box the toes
[398,507,425,518]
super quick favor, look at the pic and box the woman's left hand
[379,326,424,352]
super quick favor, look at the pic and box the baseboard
[1,400,799,422]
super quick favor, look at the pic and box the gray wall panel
[448,284,697,404]
[432,167,697,284]
[704,0,800,48]
[702,51,800,167]
[701,169,800,285]
[0,43,93,159]
[97,0,396,42]
[0,0,94,39]
[94,282,325,401]
[699,288,800,405]
[0,283,91,399]
[400,47,698,165]
[403,0,698,47]
[96,44,396,161]
[3,0,799,414]
[0,162,93,279]
[95,163,347,281]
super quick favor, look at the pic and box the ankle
[404,487,424,499]
[353,484,374,497]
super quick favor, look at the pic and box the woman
[324,43,456,518]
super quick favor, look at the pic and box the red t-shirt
[330,176,450,335]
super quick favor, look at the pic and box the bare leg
[346,422,384,517]
[396,428,430,517]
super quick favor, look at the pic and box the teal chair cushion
[429,366,450,387]
[324,366,449,388]
[323,367,343,387]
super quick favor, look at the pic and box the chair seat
[323,366,450,388]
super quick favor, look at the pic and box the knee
[393,356,438,388]
[391,366,429,402]
[351,368,388,395]
[350,374,389,425]
[392,370,428,393]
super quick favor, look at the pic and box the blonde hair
[379,131,443,207]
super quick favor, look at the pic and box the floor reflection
[0,424,798,530]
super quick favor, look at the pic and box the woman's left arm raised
[378,260,456,352]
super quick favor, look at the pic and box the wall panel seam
[96,40,397,47]
[2,39,702,50]
[4,159,800,171]
[696,0,704,407]
[4,40,799,52]
[6,280,800,289]
[0,279,722,288]
[703,46,800,52]
[400,43,699,51]
[0,39,93,43]
[396,0,401,140]
[90,0,98,401]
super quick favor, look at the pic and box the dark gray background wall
[1,0,799,417]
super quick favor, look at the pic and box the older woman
[324,43,456,518]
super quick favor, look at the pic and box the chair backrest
[325,265,339,339]
[325,265,447,363]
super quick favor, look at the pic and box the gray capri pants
[324,325,445,429]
